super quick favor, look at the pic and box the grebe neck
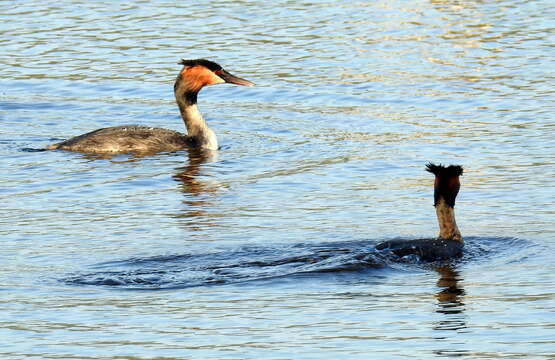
[175,91,218,150]
[435,198,462,242]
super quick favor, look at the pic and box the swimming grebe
[376,163,464,261]
[47,59,254,154]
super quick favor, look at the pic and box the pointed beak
[218,69,255,87]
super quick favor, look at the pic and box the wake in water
[62,165,539,290]
[63,237,530,290]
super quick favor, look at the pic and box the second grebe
[376,163,464,262]
[47,59,254,154]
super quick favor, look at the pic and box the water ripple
[64,236,533,290]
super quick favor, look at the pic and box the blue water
[1,0,554,358]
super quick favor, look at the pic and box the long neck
[175,91,218,150]
[435,198,462,243]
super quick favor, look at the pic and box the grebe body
[47,126,189,154]
[47,59,254,154]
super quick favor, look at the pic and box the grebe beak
[218,69,255,87]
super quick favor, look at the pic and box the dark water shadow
[63,236,537,290]
[21,147,48,152]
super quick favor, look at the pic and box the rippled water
[1,0,554,359]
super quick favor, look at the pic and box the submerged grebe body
[47,59,254,154]
[376,163,464,262]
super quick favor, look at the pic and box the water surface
[1,0,554,359]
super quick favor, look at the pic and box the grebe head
[176,59,254,94]
[426,163,463,208]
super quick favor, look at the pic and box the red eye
[214,69,223,76]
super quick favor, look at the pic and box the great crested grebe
[47,59,254,154]
[376,163,464,262]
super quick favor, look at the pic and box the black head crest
[425,163,463,178]
[178,59,222,72]
[426,163,463,207]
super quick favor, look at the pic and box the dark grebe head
[426,163,463,208]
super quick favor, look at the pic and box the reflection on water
[173,149,220,231]
[434,266,466,331]
[433,266,469,357]
[174,149,219,196]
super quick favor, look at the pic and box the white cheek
[210,73,225,85]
